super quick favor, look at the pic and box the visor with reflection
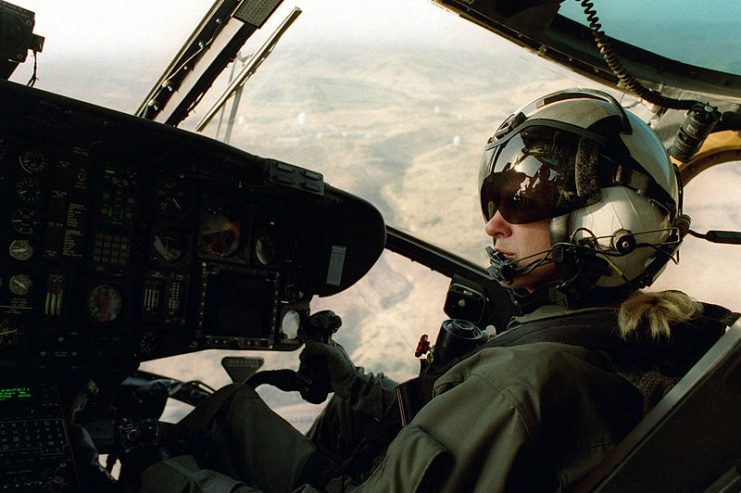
[479,125,604,224]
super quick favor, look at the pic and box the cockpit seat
[576,320,741,492]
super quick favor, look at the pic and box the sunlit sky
[10,0,212,56]
[11,0,491,107]
[13,0,475,53]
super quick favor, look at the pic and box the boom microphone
[485,246,554,282]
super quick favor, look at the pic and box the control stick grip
[297,310,342,404]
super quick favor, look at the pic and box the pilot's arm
[142,341,399,493]
[300,341,398,419]
[353,343,642,492]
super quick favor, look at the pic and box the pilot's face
[484,211,556,292]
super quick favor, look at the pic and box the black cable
[26,50,38,87]
[688,229,741,245]
[578,0,698,110]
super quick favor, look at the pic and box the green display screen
[0,387,31,400]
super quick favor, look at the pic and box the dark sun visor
[479,125,607,223]
[479,123,677,224]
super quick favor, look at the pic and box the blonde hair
[618,291,704,340]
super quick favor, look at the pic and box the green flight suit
[353,342,642,491]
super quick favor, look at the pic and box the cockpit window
[185,0,619,268]
[5,0,738,425]
[8,0,215,111]
[177,0,739,312]
[558,0,741,76]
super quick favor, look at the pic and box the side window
[651,161,740,309]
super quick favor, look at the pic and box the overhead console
[0,80,385,374]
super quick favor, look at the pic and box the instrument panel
[0,80,386,373]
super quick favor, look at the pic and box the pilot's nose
[484,210,512,239]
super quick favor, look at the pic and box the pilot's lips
[494,249,515,259]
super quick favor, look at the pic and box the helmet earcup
[569,187,672,288]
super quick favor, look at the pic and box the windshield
[180,0,625,266]
[8,0,214,111]
[8,0,740,427]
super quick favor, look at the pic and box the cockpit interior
[0,0,739,491]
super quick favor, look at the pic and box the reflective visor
[479,125,603,223]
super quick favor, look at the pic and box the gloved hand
[299,340,397,420]
[299,340,356,400]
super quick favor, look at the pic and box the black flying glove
[299,340,397,420]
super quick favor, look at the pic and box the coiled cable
[578,0,699,110]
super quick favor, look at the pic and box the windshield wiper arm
[196,6,302,140]
[136,0,283,126]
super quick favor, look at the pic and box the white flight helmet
[480,88,687,304]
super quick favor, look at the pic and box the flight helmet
[479,88,688,304]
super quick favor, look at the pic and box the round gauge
[15,176,42,204]
[255,231,279,265]
[88,284,123,323]
[11,208,40,235]
[18,148,47,174]
[138,331,159,358]
[0,319,20,347]
[281,310,301,339]
[152,229,186,263]
[8,274,33,296]
[199,213,241,257]
[156,178,192,216]
[8,239,33,261]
